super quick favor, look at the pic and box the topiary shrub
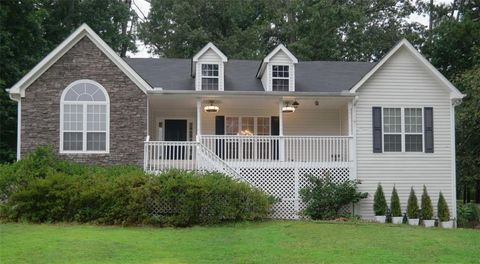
[373,183,387,216]
[437,192,450,222]
[390,186,402,217]
[407,187,419,219]
[421,185,433,220]
[300,174,368,220]
[0,146,274,227]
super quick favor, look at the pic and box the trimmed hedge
[0,146,273,226]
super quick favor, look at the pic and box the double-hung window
[225,117,270,135]
[382,107,423,152]
[201,64,219,90]
[61,80,109,153]
[272,65,289,91]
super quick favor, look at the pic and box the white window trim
[381,106,424,153]
[271,64,290,91]
[59,79,110,154]
[225,116,271,136]
[201,63,220,91]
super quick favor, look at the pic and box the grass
[1,221,479,264]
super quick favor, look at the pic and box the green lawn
[1,221,479,264]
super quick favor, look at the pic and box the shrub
[407,187,419,219]
[437,192,450,222]
[390,186,402,217]
[373,183,387,216]
[457,203,480,228]
[421,185,433,220]
[0,147,273,226]
[300,174,367,220]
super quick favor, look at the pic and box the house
[7,24,464,220]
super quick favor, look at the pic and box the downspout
[7,89,21,161]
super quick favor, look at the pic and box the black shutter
[271,116,279,160]
[215,116,225,158]
[372,107,382,153]
[424,107,434,153]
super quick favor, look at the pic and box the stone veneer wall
[20,36,148,165]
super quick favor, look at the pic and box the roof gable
[192,42,228,62]
[350,39,464,99]
[257,44,298,78]
[8,24,152,97]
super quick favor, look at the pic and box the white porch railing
[199,135,352,164]
[144,141,198,171]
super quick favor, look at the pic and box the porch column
[278,99,285,161]
[348,97,358,180]
[196,98,202,141]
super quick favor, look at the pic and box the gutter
[147,89,357,98]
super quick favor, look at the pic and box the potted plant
[421,185,435,227]
[438,192,453,228]
[390,186,403,224]
[373,183,387,223]
[407,187,420,226]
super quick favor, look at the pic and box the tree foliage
[437,192,450,221]
[373,183,387,216]
[407,187,419,218]
[390,186,402,217]
[421,185,433,220]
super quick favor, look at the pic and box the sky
[127,0,454,58]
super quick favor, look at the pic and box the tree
[390,186,402,217]
[373,183,387,216]
[407,187,419,218]
[421,185,433,220]
[437,192,450,221]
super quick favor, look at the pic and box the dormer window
[201,64,219,90]
[272,65,289,91]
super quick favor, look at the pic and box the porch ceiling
[148,94,350,113]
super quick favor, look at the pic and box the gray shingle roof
[124,58,375,92]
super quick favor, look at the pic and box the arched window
[60,80,109,153]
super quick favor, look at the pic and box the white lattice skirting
[238,164,352,219]
[147,164,352,219]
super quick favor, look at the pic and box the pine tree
[421,185,433,220]
[390,186,402,217]
[373,183,387,215]
[437,192,451,221]
[407,187,419,218]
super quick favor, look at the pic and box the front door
[164,120,187,159]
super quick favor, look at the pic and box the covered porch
[145,94,356,172]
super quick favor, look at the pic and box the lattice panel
[239,166,351,219]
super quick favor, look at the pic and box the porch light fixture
[282,103,295,113]
[204,101,220,113]
[292,101,300,108]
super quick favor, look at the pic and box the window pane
[383,108,401,133]
[63,104,83,131]
[226,117,239,135]
[201,78,219,90]
[272,79,289,91]
[384,134,401,152]
[87,132,106,151]
[272,65,289,78]
[201,64,219,77]
[63,132,83,151]
[241,117,254,135]
[406,134,423,152]
[257,117,270,135]
[405,108,422,133]
[87,105,107,131]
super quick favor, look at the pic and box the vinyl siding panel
[201,108,345,136]
[355,47,455,219]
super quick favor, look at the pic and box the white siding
[355,46,455,219]
[196,48,225,91]
[201,107,345,136]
